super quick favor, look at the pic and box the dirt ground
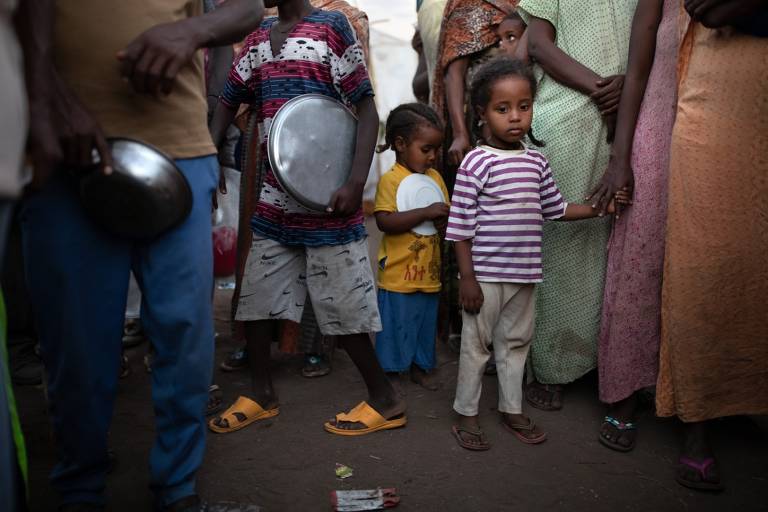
[13,223,768,511]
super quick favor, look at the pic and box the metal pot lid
[268,94,357,212]
[79,138,192,240]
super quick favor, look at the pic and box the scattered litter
[335,463,354,479]
[331,488,400,511]
[369,455,382,461]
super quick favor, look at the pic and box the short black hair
[469,57,544,146]
[499,11,525,26]
[377,103,443,153]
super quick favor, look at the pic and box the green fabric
[1,291,27,487]
[517,0,636,384]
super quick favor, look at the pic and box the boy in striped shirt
[446,58,628,450]
[209,0,404,437]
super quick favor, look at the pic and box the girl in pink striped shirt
[447,58,628,451]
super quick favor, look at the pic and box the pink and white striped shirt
[446,145,567,283]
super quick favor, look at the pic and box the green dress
[517,0,636,384]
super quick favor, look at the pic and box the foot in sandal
[452,414,490,451]
[208,395,279,433]
[525,381,563,411]
[501,412,547,444]
[324,395,406,436]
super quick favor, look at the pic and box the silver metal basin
[79,138,192,240]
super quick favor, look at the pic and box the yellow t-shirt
[374,163,449,293]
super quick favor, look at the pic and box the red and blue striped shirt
[221,10,374,247]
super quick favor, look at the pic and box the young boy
[208,0,404,436]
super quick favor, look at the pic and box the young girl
[374,104,450,391]
[446,58,627,450]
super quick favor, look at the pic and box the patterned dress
[517,0,636,385]
[597,0,679,405]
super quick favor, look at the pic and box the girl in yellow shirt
[373,104,449,390]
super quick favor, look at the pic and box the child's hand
[424,202,449,220]
[606,187,633,216]
[459,276,484,315]
[327,180,364,216]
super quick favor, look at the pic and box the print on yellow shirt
[374,163,449,294]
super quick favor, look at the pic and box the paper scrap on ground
[331,488,400,511]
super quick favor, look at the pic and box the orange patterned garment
[656,20,768,422]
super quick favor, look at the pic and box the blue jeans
[21,157,218,507]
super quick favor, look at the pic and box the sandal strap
[604,415,636,430]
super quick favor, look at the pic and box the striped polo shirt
[221,10,373,247]
[446,145,567,283]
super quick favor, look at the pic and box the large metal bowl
[268,94,357,212]
[79,138,192,240]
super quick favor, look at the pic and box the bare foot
[410,365,439,391]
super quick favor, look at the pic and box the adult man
[20,1,264,510]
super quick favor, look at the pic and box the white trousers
[453,282,536,416]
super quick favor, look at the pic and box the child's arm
[328,96,379,216]
[375,202,449,234]
[559,191,631,220]
[513,28,531,64]
[455,240,484,314]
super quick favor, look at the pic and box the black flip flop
[452,425,490,451]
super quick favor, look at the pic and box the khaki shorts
[235,235,382,335]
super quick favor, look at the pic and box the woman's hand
[587,157,635,218]
[459,275,484,315]
[447,133,471,167]
[590,75,625,116]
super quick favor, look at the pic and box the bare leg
[244,320,279,408]
[210,320,278,429]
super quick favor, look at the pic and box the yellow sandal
[324,401,406,437]
[208,396,279,434]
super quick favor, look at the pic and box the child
[208,0,404,437]
[496,11,527,58]
[373,104,449,392]
[446,58,627,450]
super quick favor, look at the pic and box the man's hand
[26,102,63,190]
[590,75,624,116]
[459,276,484,315]
[55,78,114,175]
[117,21,203,96]
[327,180,365,217]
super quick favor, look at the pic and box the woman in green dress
[517,0,637,410]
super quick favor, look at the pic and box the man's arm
[118,0,264,95]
